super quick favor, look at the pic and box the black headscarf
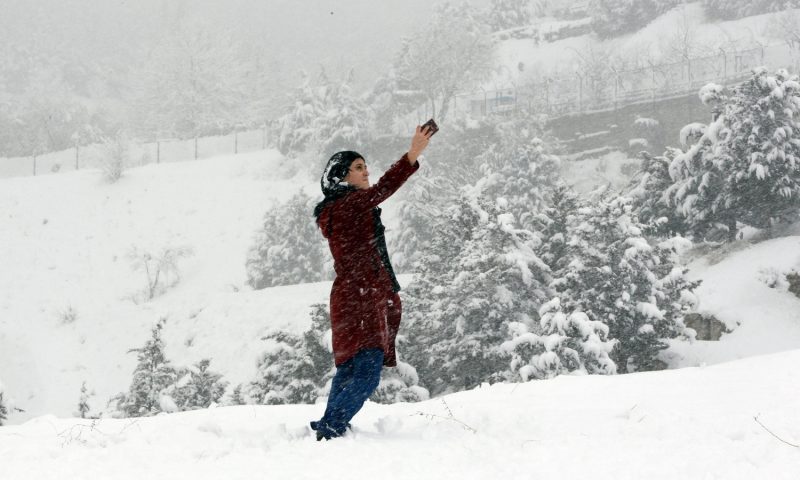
[313,150,363,219]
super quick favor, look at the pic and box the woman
[309,124,434,440]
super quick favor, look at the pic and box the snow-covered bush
[666,68,800,241]
[127,245,193,302]
[169,359,228,410]
[503,297,617,380]
[246,191,332,289]
[370,360,430,404]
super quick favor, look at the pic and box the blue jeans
[311,348,383,439]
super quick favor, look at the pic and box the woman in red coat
[310,125,434,440]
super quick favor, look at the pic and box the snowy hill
[1,148,799,429]
[1,349,798,480]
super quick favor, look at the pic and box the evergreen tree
[536,182,581,273]
[77,381,92,419]
[404,191,551,395]
[246,191,332,289]
[276,69,373,159]
[590,0,678,39]
[247,303,334,405]
[627,150,688,238]
[227,384,247,406]
[487,0,534,32]
[666,68,800,241]
[553,197,699,372]
[171,359,228,410]
[0,391,7,426]
[702,0,800,21]
[113,318,177,417]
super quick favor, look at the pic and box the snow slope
[1,148,798,429]
[1,349,798,480]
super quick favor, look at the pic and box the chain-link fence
[453,43,796,119]
[0,126,276,179]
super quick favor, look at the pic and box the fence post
[234,130,239,154]
[75,145,79,170]
[194,137,198,160]
[33,155,37,176]
[262,124,267,150]
[157,141,161,164]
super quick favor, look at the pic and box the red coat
[316,154,420,367]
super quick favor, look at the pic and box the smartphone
[421,118,439,136]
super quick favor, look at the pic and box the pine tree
[277,69,373,159]
[77,381,91,419]
[536,182,581,273]
[227,384,247,406]
[246,191,332,289]
[553,197,699,372]
[487,0,533,32]
[247,303,334,405]
[113,318,177,417]
[666,68,800,241]
[171,359,228,410]
[627,150,688,238]
[404,192,550,395]
[702,0,800,21]
[0,391,7,426]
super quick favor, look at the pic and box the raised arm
[338,124,434,212]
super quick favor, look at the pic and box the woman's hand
[407,124,434,163]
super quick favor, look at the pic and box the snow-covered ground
[1,350,798,479]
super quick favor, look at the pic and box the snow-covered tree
[112,318,177,417]
[227,384,246,406]
[590,0,679,39]
[536,182,581,273]
[702,0,800,21]
[487,0,534,32]
[0,391,7,426]
[392,2,496,122]
[277,69,373,159]
[170,359,228,410]
[404,190,551,395]
[246,191,331,289]
[553,197,699,372]
[502,297,617,380]
[666,69,800,241]
[77,381,92,419]
[247,303,334,405]
[627,150,688,238]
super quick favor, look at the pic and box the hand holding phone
[421,118,439,136]
[408,119,437,163]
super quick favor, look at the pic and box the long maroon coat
[316,154,420,367]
